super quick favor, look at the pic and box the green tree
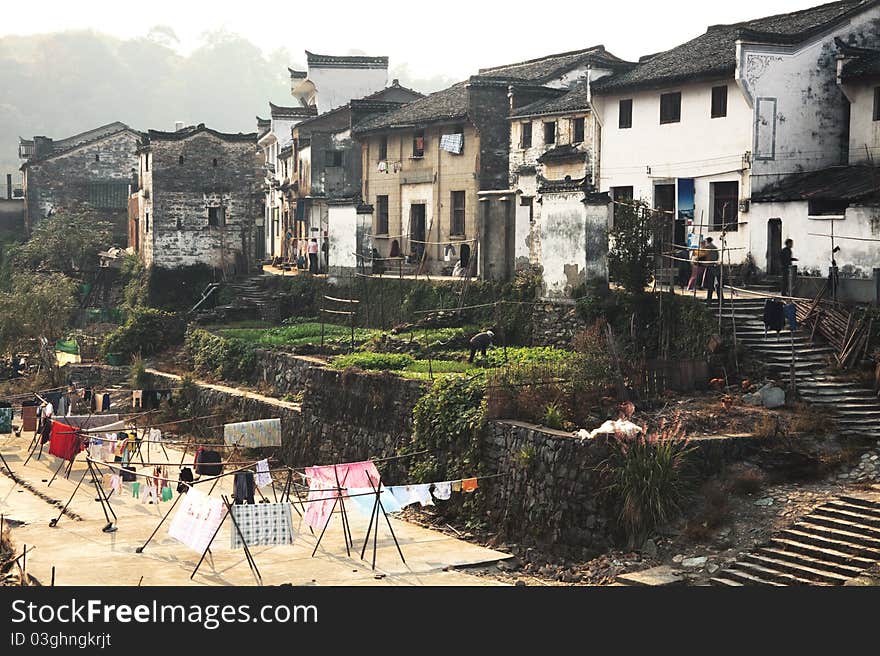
[0,271,77,355]
[607,199,654,295]
[12,204,114,274]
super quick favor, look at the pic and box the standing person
[780,238,797,297]
[468,330,494,363]
[702,236,722,304]
[307,238,319,274]
[687,239,706,291]
[321,232,329,273]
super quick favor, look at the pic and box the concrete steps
[712,496,880,586]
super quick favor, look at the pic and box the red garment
[48,422,83,461]
[303,461,381,529]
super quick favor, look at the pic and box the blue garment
[783,303,797,331]
[348,486,403,515]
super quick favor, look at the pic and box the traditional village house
[507,50,633,298]
[288,81,423,275]
[132,124,262,274]
[592,0,880,276]
[258,103,316,260]
[19,121,141,239]
[353,47,627,280]
[746,38,880,292]
[290,52,391,114]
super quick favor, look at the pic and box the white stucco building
[748,38,880,278]
[290,52,389,114]
[592,0,880,276]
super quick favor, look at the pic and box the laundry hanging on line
[230,502,294,549]
[223,418,282,448]
[303,460,381,529]
[168,488,227,554]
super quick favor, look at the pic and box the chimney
[33,136,54,158]
[6,174,11,200]
[174,121,185,131]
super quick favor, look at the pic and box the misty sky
[5,0,827,79]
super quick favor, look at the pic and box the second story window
[376,195,389,235]
[179,155,185,165]
[326,151,343,167]
[95,153,100,162]
[379,135,388,160]
[619,99,633,129]
[711,85,728,118]
[660,92,682,124]
[208,206,226,227]
[412,130,425,158]
[572,117,585,143]
[543,121,556,145]
[451,191,466,236]
[144,153,149,172]
[874,87,880,121]
[521,122,532,148]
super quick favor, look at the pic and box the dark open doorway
[767,218,782,275]
[409,204,426,263]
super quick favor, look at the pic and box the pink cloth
[303,461,381,529]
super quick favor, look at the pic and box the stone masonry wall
[252,350,319,396]
[23,130,140,236]
[530,301,588,347]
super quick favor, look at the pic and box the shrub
[102,307,185,359]
[542,403,565,430]
[407,374,487,484]
[726,464,766,495]
[598,422,693,547]
[331,352,414,371]
[184,328,258,381]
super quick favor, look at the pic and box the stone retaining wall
[530,301,588,347]
[252,349,319,396]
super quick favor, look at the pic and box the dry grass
[753,414,781,440]
[789,403,835,438]
[725,464,766,496]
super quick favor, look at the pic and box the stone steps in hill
[712,496,880,586]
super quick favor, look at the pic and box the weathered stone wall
[140,131,261,272]
[482,420,759,549]
[62,364,129,388]
[530,301,588,347]
[22,130,140,236]
[252,350,321,396]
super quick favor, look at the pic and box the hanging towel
[255,459,272,488]
[223,418,281,448]
[168,488,227,554]
[230,502,294,548]
[149,428,162,443]
[109,475,122,494]
[48,422,81,461]
[345,489,379,518]
[431,481,452,501]
[451,480,462,493]
[348,486,403,514]
[410,484,435,506]
[461,478,478,492]
[302,461,382,529]
[388,485,414,507]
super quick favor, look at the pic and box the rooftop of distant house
[752,163,880,202]
[305,51,389,69]
[19,121,140,165]
[143,124,257,144]
[353,46,628,134]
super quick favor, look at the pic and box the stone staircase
[713,290,880,440]
[711,493,880,585]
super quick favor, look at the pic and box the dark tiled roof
[479,46,631,83]
[294,84,424,133]
[537,144,586,164]
[842,48,880,79]
[353,47,629,134]
[752,164,880,202]
[305,51,388,68]
[21,122,140,165]
[594,1,870,92]
[352,82,470,133]
[269,102,318,118]
[288,68,307,79]
[538,176,589,194]
[511,82,592,118]
[145,124,257,143]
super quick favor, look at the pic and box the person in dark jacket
[468,330,495,363]
[780,239,797,296]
